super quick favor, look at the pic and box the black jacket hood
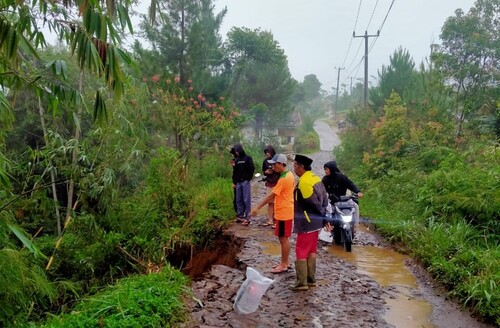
[263,145,276,157]
[324,160,341,173]
[232,143,246,157]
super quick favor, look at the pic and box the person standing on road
[250,153,294,273]
[322,160,363,227]
[230,143,255,226]
[291,155,329,291]
[261,145,280,228]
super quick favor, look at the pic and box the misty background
[209,0,476,91]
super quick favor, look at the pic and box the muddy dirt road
[182,124,493,328]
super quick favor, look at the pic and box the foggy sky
[213,0,477,92]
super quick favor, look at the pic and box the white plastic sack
[319,228,333,243]
[233,267,274,315]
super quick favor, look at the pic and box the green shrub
[419,152,500,231]
[455,248,500,325]
[294,130,319,153]
[186,177,234,244]
[40,265,190,328]
[0,249,56,327]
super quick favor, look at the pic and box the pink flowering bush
[144,75,240,155]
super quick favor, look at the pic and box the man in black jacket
[230,143,255,225]
[291,155,329,291]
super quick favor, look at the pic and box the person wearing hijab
[322,160,364,230]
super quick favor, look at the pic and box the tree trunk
[65,71,84,223]
[38,97,62,235]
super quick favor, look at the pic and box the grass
[39,265,190,328]
[359,171,500,325]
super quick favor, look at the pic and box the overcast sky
[212,0,477,92]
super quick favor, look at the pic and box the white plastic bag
[233,267,274,314]
[319,228,333,243]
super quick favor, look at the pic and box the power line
[377,0,396,33]
[354,0,363,30]
[343,54,363,86]
[345,39,364,76]
[341,0,363,72]
[368,0,396,54]
[345,0,397,88]
[365,0,380,30]
[366,0,396,75]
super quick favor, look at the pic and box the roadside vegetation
[333,2,499,323]
[0,0,497,327]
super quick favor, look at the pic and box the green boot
[307,255,317,287]
[289,260,309,291]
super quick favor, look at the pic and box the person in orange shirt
[250,154,294,274]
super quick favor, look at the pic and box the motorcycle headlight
[341,215,352,223]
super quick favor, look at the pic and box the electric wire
[342,0,379,90]
[365,0,379,31]
[368,0,395,54]
[343,0,396,88]
[377,0,396,33]
[345,39,364,74]
[340,0,363,68]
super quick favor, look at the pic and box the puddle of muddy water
[326,245,435,328]
[327,245,416,288]
[260,240,281,256]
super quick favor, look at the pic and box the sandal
[261,222,272,227]
[241,219,251,226]
[271,224,276,229]
[271,266,289,274]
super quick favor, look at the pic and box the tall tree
[370,47,417,110]
[187,0,229,98]
[432,0,499,137]
[138,0,228,97]
[140,0,199,82]
[225,27,295,141]
[301,74,322,101]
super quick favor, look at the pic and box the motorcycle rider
[322,161,364,232]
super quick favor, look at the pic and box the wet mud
[181,150,493,328]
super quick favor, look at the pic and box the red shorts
[295,230,320,260]
[275,219,293,237]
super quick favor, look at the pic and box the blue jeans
[235,180,251,219]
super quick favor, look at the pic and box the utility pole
[353,30,379,108]
[334,66,344,119]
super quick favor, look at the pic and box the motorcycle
[324,195,358,252]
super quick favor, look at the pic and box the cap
[268,153,287,164]
[294,154,313,168]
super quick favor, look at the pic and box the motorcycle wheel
[343,230,352,252]
[333,225,342,245]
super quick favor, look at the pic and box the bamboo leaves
[6,223,47,259]
[0,16,20,61]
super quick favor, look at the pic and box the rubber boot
[289,260,309,291]
[307,255,317,287]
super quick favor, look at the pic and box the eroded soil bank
[180,150,495,328]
